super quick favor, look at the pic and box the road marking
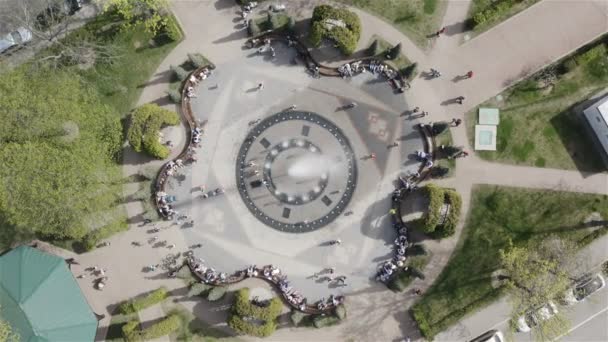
[551,306,608,342]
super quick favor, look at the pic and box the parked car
[564,273,605,305]
[515,301,558,332]
[469,329,504,342]
[36,0,83,29]
[0,28,33,55]
[269,3,286,12]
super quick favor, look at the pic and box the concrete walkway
[78,0,608,341]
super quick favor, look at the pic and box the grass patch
[72,13,181,116]
[372,35,412,70]
[412,185,608,339]
[468,37,608,172]
[469,0,540,37]
[337,0,448,48]
[387,252,431,291]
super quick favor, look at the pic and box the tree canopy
[500,238,579,339]
[104,0,169,36]
[0,67,123,244]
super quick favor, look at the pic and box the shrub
[233,288,283,321]
[335,304,347,320]
[431,121,449,136]
[170,65,189,81]
[207,286,227,301]
[119,287,169,314]
[127,104,180,159]
[309,5,361,55]
[160,15,182,42]
[81,219,128,251]
[420,184,444,234]
[290,310,308,326]
[174,264,190,279]
[386,43,402,60]
[367,39,381,56]
[188,282,211,297]
[229,288,283,337]
[139,314,181,340]
[312,315,340,328]
[401,62,418,81]
[387,269,413,292]
[166,89,181,103]
[437,189,462,238]
[248,19,261,36]
[188,53,209,68]
[407,244,428,256]
[122,320,140,341]
[228,314,277,337]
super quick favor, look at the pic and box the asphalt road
[435,235,608,342]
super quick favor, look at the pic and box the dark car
[36,0,83,29]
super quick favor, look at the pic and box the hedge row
[438,189,462,238]
[122,314,181,341]
[140,314,181,340]
[421,184,445,233]
[228,314,277,337]
[119,287,169,314]
[232,288,283,321]
[160,15,182,42]
[228,288,283,337]
[472,0,530,27]
[309,5,361,55]
[419,184,462,238]
[127,103,180,159]
[81,219,128,251]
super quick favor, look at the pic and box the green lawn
[72,13,181,116]
[467,39,608,172]
[412,185,608,339]
[468,0,540,38]
[337,0,447,48]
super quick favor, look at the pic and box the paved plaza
[62,1,608,341]
[165,41,424,300]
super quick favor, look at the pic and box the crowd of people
[188,258,344,313]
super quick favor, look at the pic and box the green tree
[105,0,169,36]
[500,238,579,340]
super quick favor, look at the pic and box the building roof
[478,107,500,125]
[475,125,497,151]
[0,246,97,342]
[583,95,608,160]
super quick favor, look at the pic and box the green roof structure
[0,246,97,342]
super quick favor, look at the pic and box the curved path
[72,1,608,341]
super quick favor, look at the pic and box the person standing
[455,96,465,104]
[466,70,474,79]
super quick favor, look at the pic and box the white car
[469,329,504,342]
[0,28,33,55]
[564,273,605,305]
[516,301,558,332]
